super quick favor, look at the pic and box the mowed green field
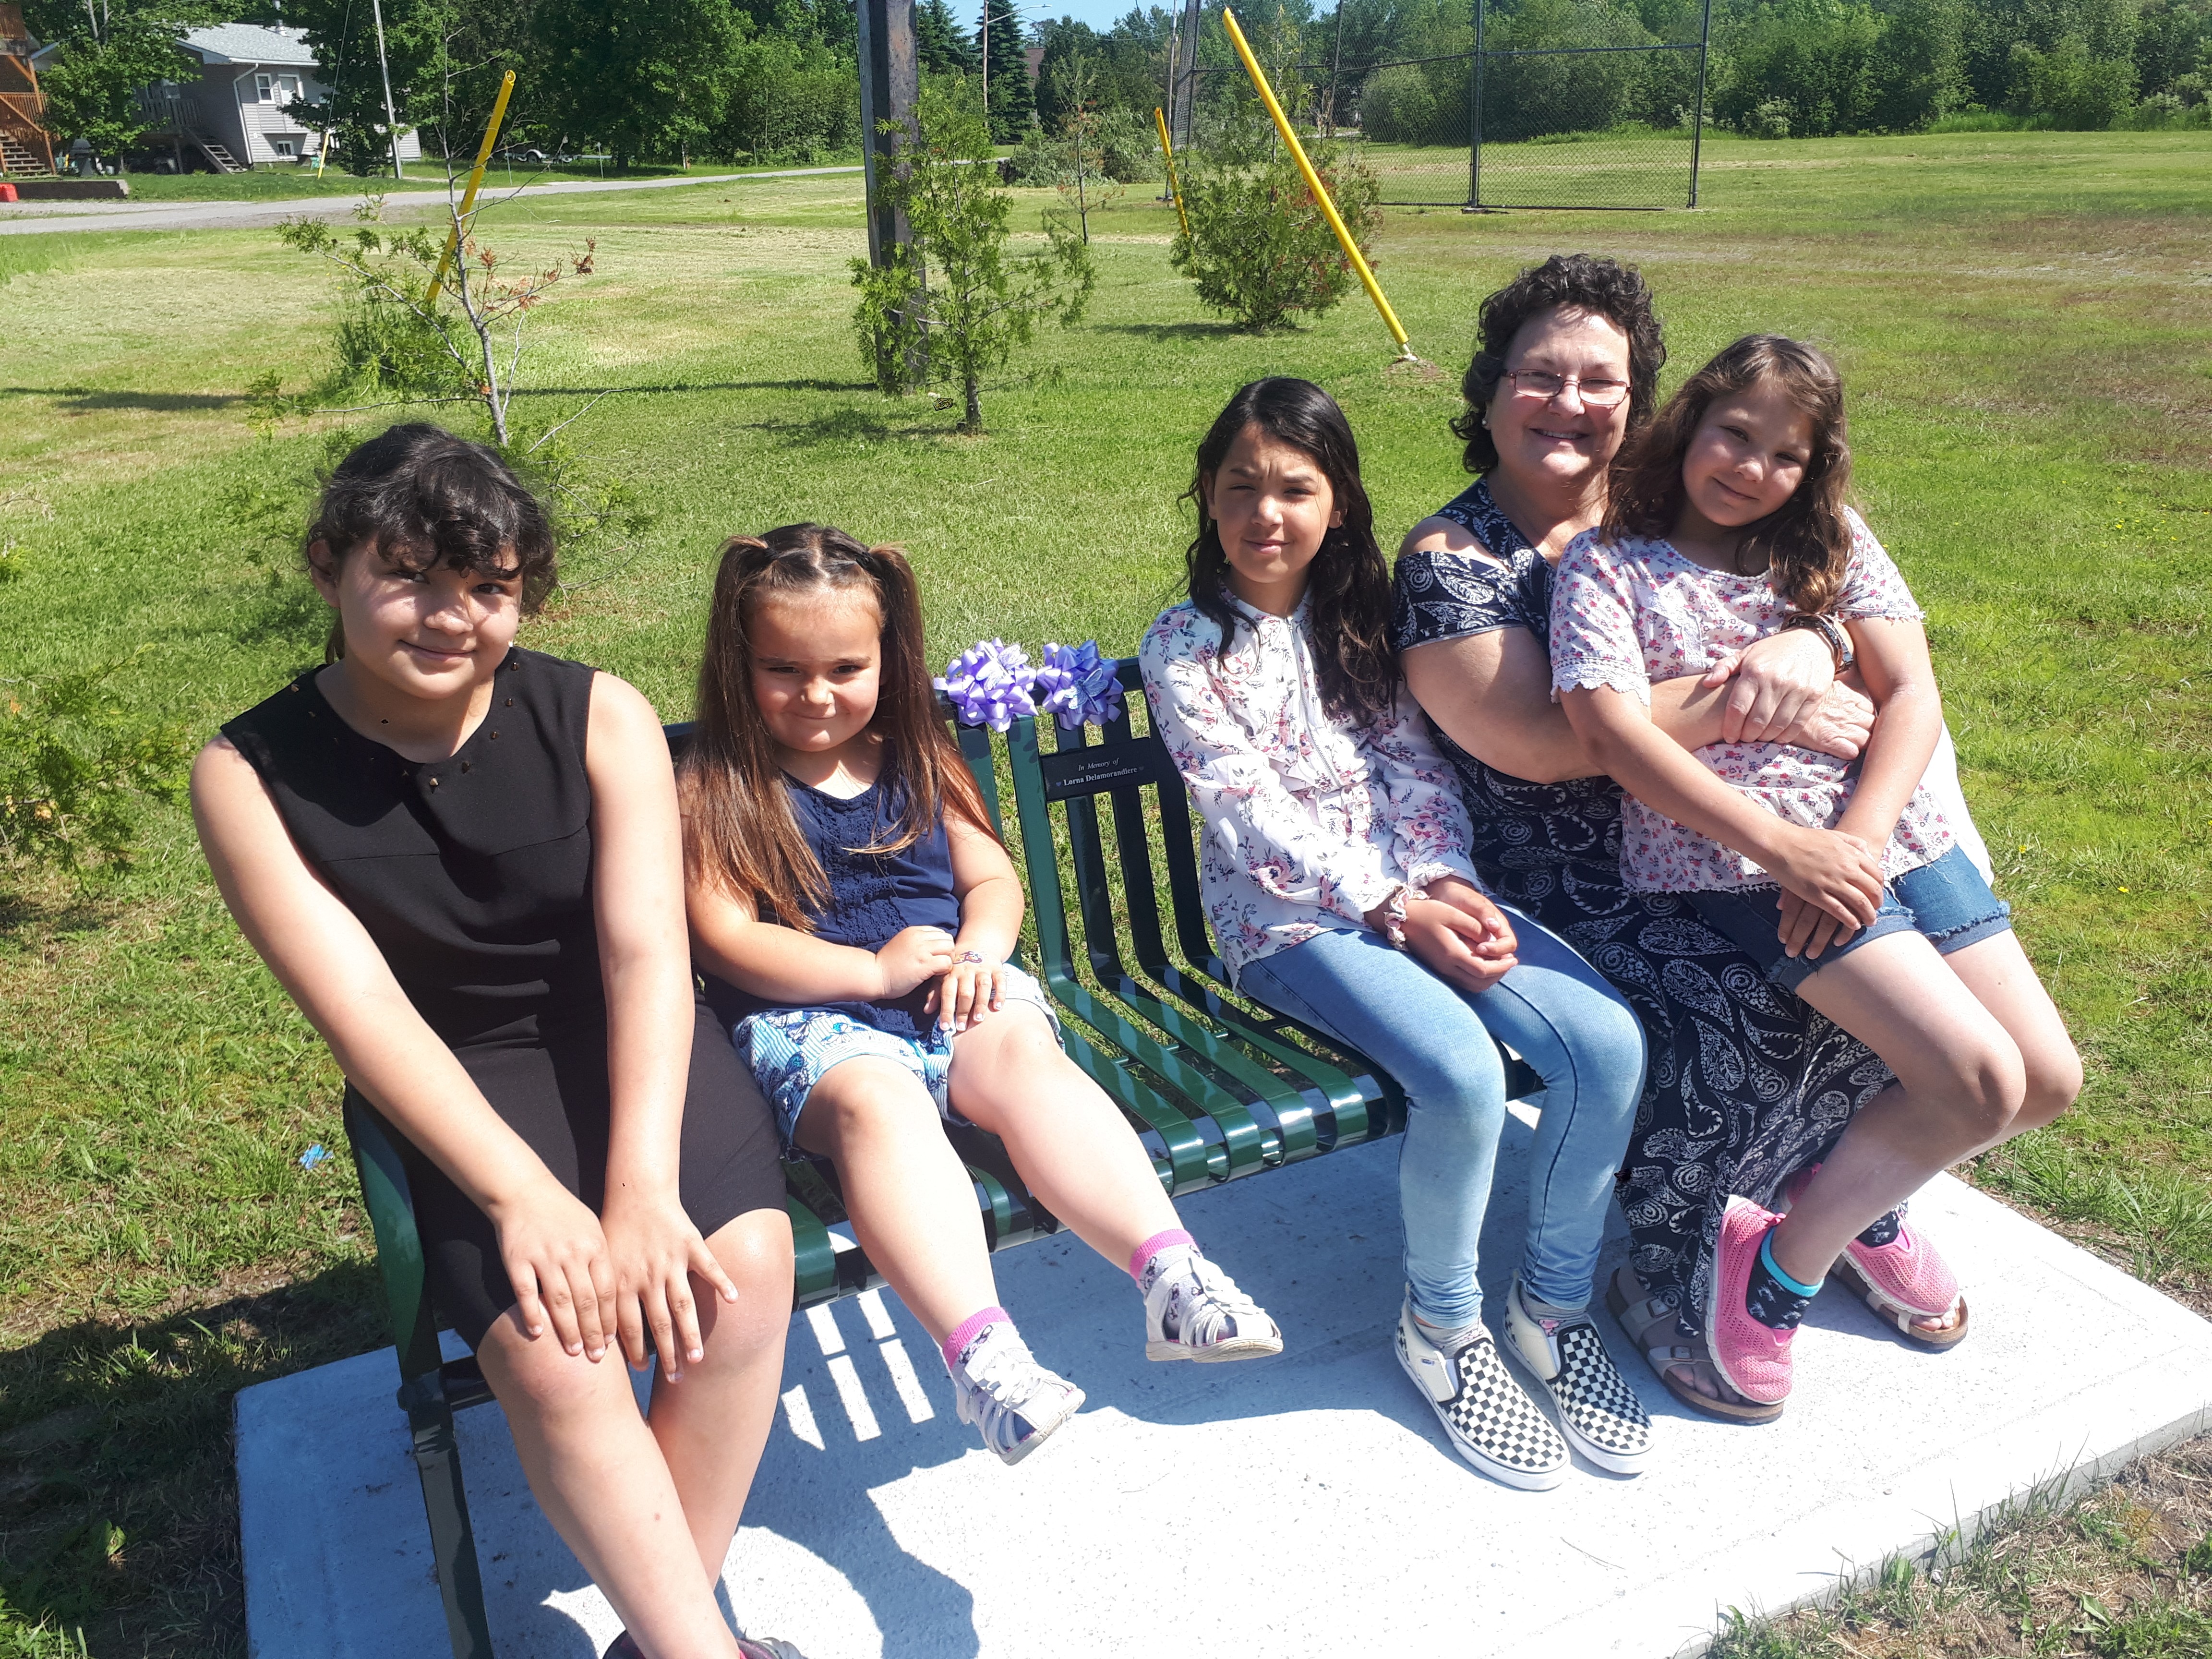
[0,129,2208,1652]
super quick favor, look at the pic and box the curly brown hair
[1450,254,1667,475]
[1603,335,1855,615]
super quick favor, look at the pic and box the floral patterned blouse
[1549,509,1955,892]
[1140,592,1482,979]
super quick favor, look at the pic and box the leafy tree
[850,86,1093,432]
[283,0,447,174]
[1170,114,1379,331]
[2009,31,2137,122]
[715,33,861,161]
[22,0,220,167]
[2133,0,2212,99]
[1713,0,1884,137]
[529,0,747,166]
[1865,0,1965,130]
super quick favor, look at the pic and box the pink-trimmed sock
[1129,1228,1198,1294]
[940,1306,1012,1372]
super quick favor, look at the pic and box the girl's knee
[700,1210,796,1354]
[2018,1040,2083,1131]
[1923,1040,2028,1142]
[808,1063,937,1142]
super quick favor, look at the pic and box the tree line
[23,0,2210,171]
[1044,0,2210,142]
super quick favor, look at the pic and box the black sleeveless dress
[223,647,785,1347]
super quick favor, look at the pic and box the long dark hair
[1604,335,1854,615]
[681,523,996,928]
[1451,253,1667,476]
[1182,378,1396,724]
[306,422,556,662]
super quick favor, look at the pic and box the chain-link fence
[1172,0,1711,211]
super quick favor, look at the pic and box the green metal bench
[348,665,1536,1657]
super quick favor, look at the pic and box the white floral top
[1140,593,1482,978]
[1548,509,1954,893]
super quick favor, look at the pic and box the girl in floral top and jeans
[1553,337,2080,1411]
[1142,379,1652,1492]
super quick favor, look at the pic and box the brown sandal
[1606,1265,1784,1424]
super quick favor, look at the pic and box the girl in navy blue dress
[680,524,1281,1468]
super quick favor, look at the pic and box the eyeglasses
[1503,370,1631,408]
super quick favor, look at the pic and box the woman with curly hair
[1389,256,1997,1421]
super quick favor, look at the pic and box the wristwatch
[1782,612,1855,672]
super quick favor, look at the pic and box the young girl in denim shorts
[1551,336,2081,1411]
[680,524,1281,1467]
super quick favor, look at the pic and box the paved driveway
[0,165,863,236]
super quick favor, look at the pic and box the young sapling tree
[851,86,1094,434]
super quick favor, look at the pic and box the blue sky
[1009,0,1160,36]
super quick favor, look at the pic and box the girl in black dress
[194,425,800,1659]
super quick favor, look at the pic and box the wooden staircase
[0,127,49,175]
[192,136,241,173]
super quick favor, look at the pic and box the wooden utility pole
[857,0,919,268]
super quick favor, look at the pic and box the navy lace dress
[1390,481,1891,1331]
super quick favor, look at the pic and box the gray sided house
[142,24,421,171]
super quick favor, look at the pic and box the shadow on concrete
[0,1261,385,1650]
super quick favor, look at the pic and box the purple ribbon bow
[935,638,1038,732]
[1035,640,1125,731]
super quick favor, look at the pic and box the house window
[272,138,297,156]
[254,73,274,102]
[277,74,301,103]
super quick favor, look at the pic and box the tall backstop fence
[1170,0,1713,212]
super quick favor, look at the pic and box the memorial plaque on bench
[1037,737,1178,802]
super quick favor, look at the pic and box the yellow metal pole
[1220,8,1413,358]
[1153,105,1191,239]
[424,69,517,308]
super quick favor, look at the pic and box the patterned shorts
[733,964,1059,1145]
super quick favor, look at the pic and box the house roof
[179,24,318,69]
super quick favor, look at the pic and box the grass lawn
[0,127,2207,1654]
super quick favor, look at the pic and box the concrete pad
[238,1107,2212,1659]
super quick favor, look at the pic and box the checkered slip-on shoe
[605,1635,808,1658]
[1503,1275,1653,1476]
[1395,1292,1567,1491]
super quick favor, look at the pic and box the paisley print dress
[1389,481,1892,1331]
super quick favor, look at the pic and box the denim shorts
[733,964,1059,1144]
[1686,845,2010,994]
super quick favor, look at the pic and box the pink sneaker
[1781,1167,1970,1350]
[1703,1197,1798,1407]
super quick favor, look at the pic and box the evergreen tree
[978,3,1034,140]
[918,0,981,72]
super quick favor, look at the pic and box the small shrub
[1360,63,1437,144]
[1749,96,1794,138]
[0,656,191,883]
[1171,120,1381,334]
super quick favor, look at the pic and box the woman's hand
[1766,826,1886,932]
[487,1176,621,1361]
[599,1187,743,1380]
[928,954,1007,1034]
[1774,890,1857,961]
[875,926,957,998]
[1701,628,1836,745]
[1778,681,1876,761]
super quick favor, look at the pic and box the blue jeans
[1237,909,1647,1327]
